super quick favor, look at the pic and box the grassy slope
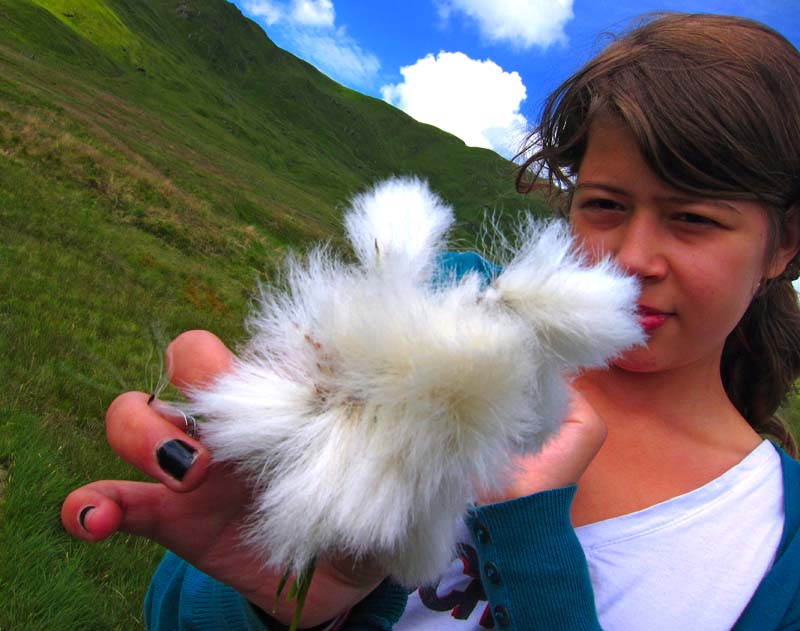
[1,1,797,629]
[0,0,550,628]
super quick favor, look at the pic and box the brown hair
[517,13,800,455]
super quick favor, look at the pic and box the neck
[574,357,742,441]
[569,357,763,526]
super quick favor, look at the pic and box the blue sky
[229,0,800,159]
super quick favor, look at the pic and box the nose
[612,211,668,282]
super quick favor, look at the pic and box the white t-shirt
[395,440,785,630]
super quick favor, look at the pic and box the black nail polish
[79,506,94,531]
[157,439,197,481]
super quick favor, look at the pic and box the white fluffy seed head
[187,178,643,586]
[192,263,548,584]
[344,176,454,282]
[491,218,645,371]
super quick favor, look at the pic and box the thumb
[166,330,234,393]
[482,387,607,503]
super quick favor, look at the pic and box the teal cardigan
[144,253,800,630]
[144,445,800,630]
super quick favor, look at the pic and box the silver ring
[181,411,199,439]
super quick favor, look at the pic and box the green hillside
[0,0,547,628]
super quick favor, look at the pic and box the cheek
[680,252,762,334]
[569,222,610,265]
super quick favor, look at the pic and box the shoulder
[777,444,800,481]
[775,444,800,534]
[734,445,800,630]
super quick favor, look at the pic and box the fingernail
[157,439,197,481]
[79,506,94,531]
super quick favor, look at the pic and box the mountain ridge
[3,0,542,231]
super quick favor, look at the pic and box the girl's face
[569,120,793,374]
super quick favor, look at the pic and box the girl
[62,12,800,631]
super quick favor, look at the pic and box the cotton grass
[188,177,644,589]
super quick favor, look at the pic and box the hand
[61,330,385,627]
[480,386,607,503]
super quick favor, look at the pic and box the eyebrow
[575,182,628,196]
[575,182,741,213]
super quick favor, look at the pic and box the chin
[611,348,661,373]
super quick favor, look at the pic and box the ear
[765,211,800,280]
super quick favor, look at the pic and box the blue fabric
[144,553,407,630]
[731,446,800,630]
[467,487,601,631]
[144,552,269,630]
[433,251,502,288]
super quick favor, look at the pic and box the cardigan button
[474,523,491,544]
[484,561,501,584]
[493,604,511,627]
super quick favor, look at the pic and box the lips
[637,305,672,333]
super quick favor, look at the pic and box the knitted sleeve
[143,551,408,631]
[143,486,600,631]
[465,486,602,631]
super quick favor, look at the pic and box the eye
[572,197,627,229]
[582,198,624,211]
[673,212,721,227]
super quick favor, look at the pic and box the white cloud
[240,0,379,89]
[290,0,334,27]
[381,51,529,158]
[244,0,283,25]
[293,30,380,87]
[437,0,574,49]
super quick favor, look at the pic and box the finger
[485,390,608,502]
[148,398,199,435]
[61,480,167,542]
[165,330,234,392]
[106,391,210,491]
[565,386,598,424]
